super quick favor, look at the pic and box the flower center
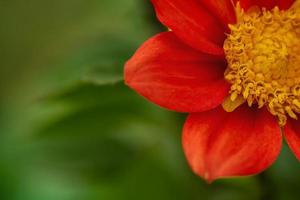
[223,2,300,126]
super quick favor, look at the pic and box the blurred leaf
[26,83,177,180]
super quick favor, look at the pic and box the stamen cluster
[224,4,300,126]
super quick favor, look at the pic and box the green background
[0,0,299,199]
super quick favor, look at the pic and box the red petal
[277,0,295,10]
[233,0,295,10]
[255,0,277,9]
[125,32,229,113]
[234,0,254,10]
[284,119,300,161]
[151,0,225,55]
[182,106,282,182]
[200,0,236,27]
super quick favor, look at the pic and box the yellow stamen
[224,2,300,126]
[222,95,246,112]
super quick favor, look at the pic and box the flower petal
[200,0,236,27]
[284,119,300,161]
[277,0,295,10]
[255,0,277,9]
[125,32,229,113]
[182,106,282,182]
[234,0,295,10]
[233,0,254,11]
[150,0,225,55]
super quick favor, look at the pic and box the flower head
[124,0,300,182]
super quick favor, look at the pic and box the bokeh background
[1,0,300,199]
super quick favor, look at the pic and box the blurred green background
[0,0,299,199]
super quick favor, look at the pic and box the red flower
[124,0,300,182]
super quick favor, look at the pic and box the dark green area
[0,0,299,199]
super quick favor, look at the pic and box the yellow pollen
[223,2,300,126]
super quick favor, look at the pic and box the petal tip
[183,106,282,183]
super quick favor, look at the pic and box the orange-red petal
[277,0,295,10]
[234,0,295,10]
[199,0,236,28]
[150,0,225,55]
[284,119,300,161]
[255,0,277,9]
[182,106,282,182]
[124,32,229,113]
[233,0,253,11]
